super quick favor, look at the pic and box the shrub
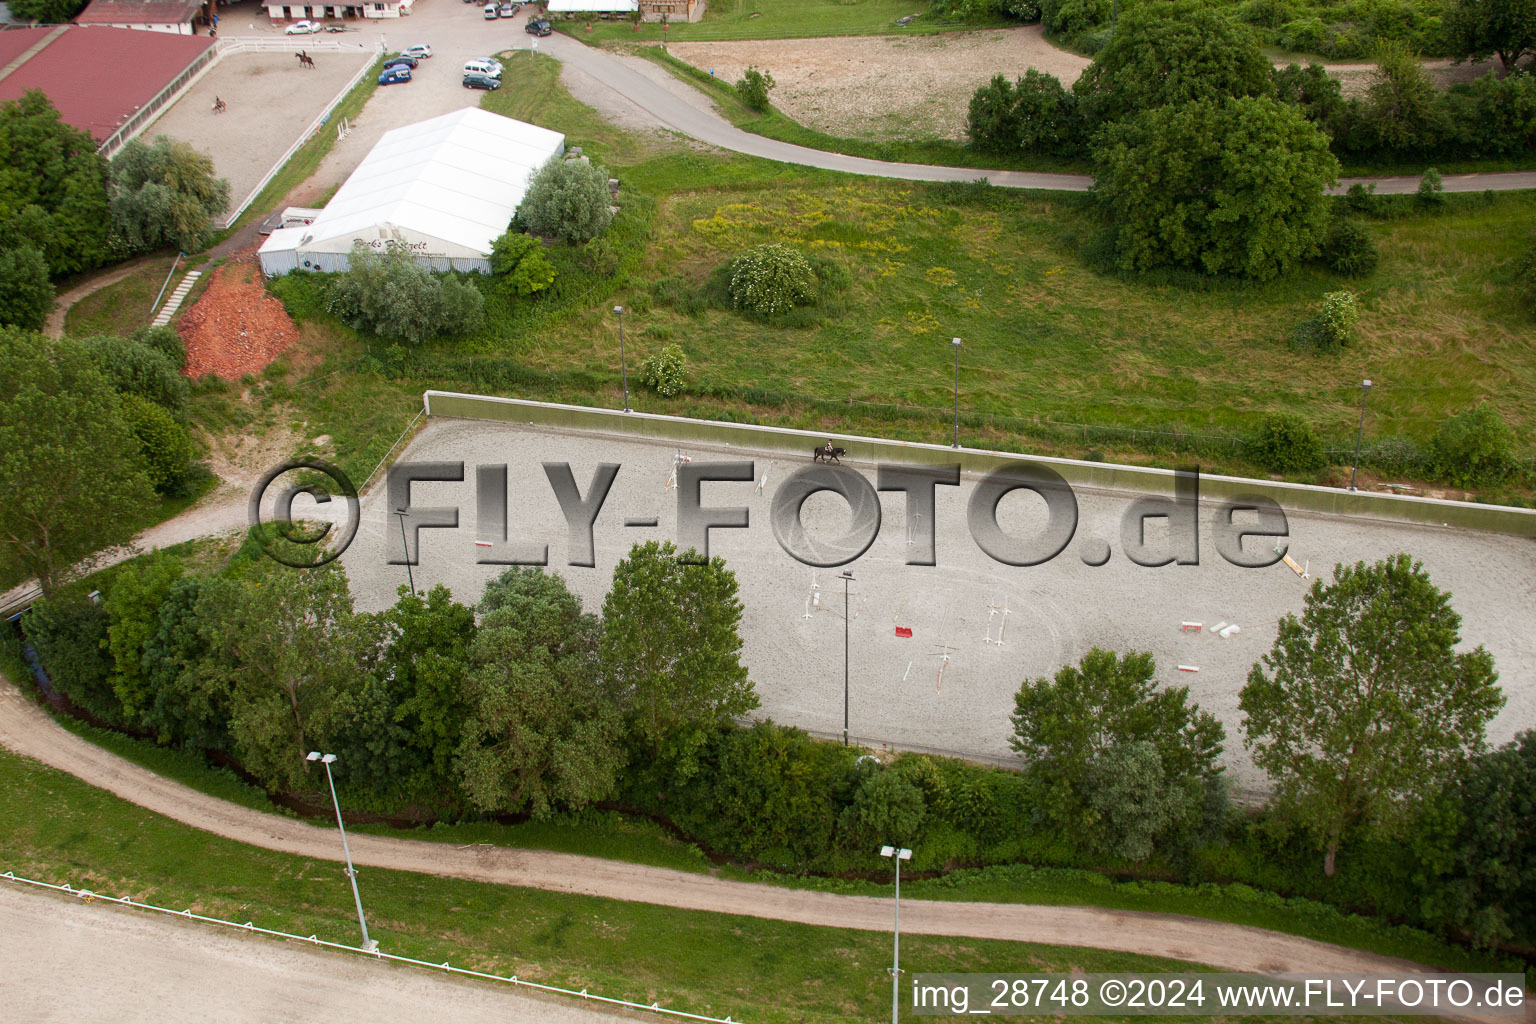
[967,74,1021,152]
[650,274,705,316]
[1248,413,1327,472]
[134,325,186,370]
[1277,16,1327,53]
[24,595,120,723]
[1318,290,1361,346]
[489,230,558,298]
[437,277,485,337]
[728,243,814,316]
[328,242,443,344]
[1366,434,1428,477]
[78,333,189,414]
[1344,181,1382,216]
[1431,404,1519,488]
[735,66,776,112]
[1321,219,1379,277]
[1040,0,1108,35]
[119,393,199,494]
[1416,166,1446,209]
[640,343,687,397]
[520,156,615,244]
[839,768,926,850]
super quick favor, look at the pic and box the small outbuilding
[74,0,204,34]
[259,108,565,277]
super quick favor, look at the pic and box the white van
[463,58,501,78]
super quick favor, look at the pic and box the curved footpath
[535,32,1536,195]
[0,675,1510,1017]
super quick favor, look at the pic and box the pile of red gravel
[178,264,300,381]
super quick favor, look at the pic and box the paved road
[5,672,1521,1023]
[0,883,626,1023]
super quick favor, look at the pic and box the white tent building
[259,108,564,277]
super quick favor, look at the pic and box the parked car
[378,66,412,85]
[497,2,518,15]
[285,19,321,33]
[463,72,501,90]
[401,43,432,58]
[384,53,418,68]
[463,58,501,78]
[525,17,552,34]
[483,2,498,17]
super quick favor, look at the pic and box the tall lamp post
[1349,378,1373,492]
[306,752,377,952]
[950,338,962,449]
[393,507,414,596]
[614,305,630,413]
[840,570,854,746]
[880,845,913,1024]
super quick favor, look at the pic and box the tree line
[12,531,1532,952]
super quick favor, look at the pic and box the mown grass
[564,0,1008,45]
[6,744,1437,1024]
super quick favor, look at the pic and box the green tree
[488,229,557,298]
[1092,96,1338,279]
[967,71,1080,155]
[1445,0,1536,72]
[456,568,624,818]
[1073,2,1274,125]
[839,766,927,849]
[24,594,118,721]
[967,73,1022,152]
[0,91,110,274]
[339,585,475,804]
[140,575,228,749]
[600,541,759,776]
[0,331,154,595]
[119,393,199,494]
[194,565,367,791]
[1084,740,1200,863]
[1010,649,1225,833]
[109,135,231,254]
[328,241,444,345]
[1240,554,1505,876]
[0,244,53,331]
[437,277,485,337]
[1433,731,1536,946]
[6,0,87,21]
[735,65,777,112]
[103,553,184,727]
[1272,63,1348,140]
[519,156,614,244]
[1363,40,1446,154]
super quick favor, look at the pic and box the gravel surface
[340,420,1536,797]
[178,264,300,381]
[0,883,624,1024]
[0,676,1493,995]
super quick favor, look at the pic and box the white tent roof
[258,225,310,255]
[299,108,564,258]
[548,0,637,10]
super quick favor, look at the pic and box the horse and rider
[813,440,846,464]
[211,96,226,114]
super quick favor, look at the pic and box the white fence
[216,38,384,230]
[1,871,744,1023]
[216,35,377,54]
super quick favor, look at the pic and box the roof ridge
[0,24,69,86]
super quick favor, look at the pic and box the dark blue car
[379,66,412,85]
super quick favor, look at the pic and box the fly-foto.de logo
[250,457,1293,571]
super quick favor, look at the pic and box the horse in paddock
[813,443,846,464]
[211,96,227,114]
[296,51,315,69]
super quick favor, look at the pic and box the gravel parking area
[340,420,1536,797]
[145,49,377,210]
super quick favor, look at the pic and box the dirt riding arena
[669,26,1088,142]
[338,419,1536,799]
[664,29,1505,142]
[143,48,377,211]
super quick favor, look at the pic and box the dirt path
[1,673,1511,1010]
[0,884,626,1023]
[43,258,161,339]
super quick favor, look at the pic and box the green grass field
[564,0,1007,45]
[7,743,1445,1024]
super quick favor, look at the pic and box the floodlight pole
[394,507,414,595]
[307,752,376,952]
[880,845,912,1023]
[1349,378,1372,492]
[841,570,854,746]
[951,338,962,449]
[615,305,630,412]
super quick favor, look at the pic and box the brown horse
[813,444,846,464]
[211,96,226,114]
[296,51,315,68]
